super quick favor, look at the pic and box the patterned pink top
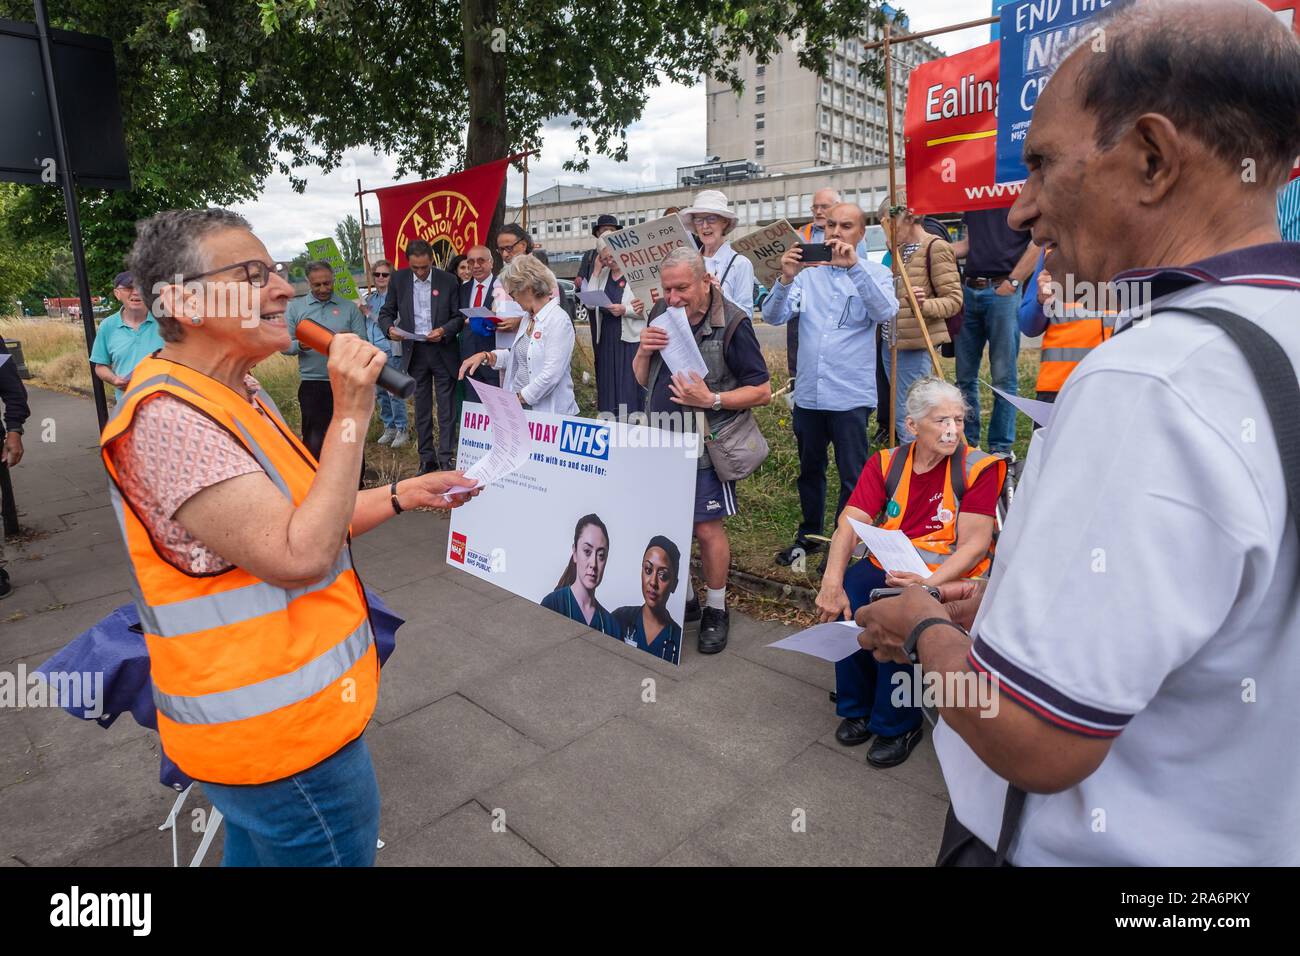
[107,389,265,573]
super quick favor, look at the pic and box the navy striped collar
[1114,242,1300,298]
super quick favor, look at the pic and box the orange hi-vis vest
[100,356,379,785]
[799,222,818,241]
[872,442,1007,578]
[1037,302,1117,393]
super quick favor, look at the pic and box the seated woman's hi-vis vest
[873,441,1007,578]
[100,356,378,785]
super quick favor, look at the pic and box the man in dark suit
[378,239,462,473]
[456,244,498,402]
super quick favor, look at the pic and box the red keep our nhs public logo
[450,532,467,563]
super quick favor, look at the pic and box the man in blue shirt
[762,203,898,567]
[283,261,367,459]
[360,259,407,447]
[89,272,165,399]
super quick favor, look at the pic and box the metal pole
[883,21,899,447]
[860,14,999,53]
[356,178,373,291]
[34,0,109,433]
[522,152,529,231]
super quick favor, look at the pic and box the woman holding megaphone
[101,208,480,866]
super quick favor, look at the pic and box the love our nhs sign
[995,0,1116,184]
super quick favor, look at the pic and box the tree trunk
[462,0,510,255]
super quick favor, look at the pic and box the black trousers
[298,380,333,461]
[459,327,500,404]
[408,341,458,472]
[934,806,1012,867]
[874,325,892,438]
[792,404,870,540]
[298,379,366,486]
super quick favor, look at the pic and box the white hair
[500,253,557,299]
[660,246,707,279]
[813,188,841,203]
[904,377,968,423]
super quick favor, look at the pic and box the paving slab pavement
[1,387,947,866]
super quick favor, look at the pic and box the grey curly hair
[127,208,252,342]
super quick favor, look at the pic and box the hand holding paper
[444,381,531,498]
[847,516,932,579]
[578,289,614,309]
[649,306,709,379]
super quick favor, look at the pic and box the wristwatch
[1008,278,1022,291]
[904,617,968,663]
[711,392,723,412]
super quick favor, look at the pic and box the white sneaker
[389,430,409,449]
[377,428,395,446]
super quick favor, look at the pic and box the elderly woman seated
[814,377,1006,768]
[458,253,577,415]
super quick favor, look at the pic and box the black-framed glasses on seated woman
[184,259,286,287]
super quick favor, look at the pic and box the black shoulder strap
[719,249,739,288]
[949,443,968,503]
[1157,306,1300,540]
[992,303,1300,867]
[882,444,911,504]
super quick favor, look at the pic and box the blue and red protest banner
[994,0,1117,186]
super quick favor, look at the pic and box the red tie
[473,283,483,308]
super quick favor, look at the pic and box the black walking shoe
[866,725,923,768]
[697,606,729,654]
[775,537,824,567]
[835,717,872,746]
[685,595,701,623]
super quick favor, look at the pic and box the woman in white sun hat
[679,189,755,317]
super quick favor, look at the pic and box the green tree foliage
[0,0,897,293]
[335,214,363,272]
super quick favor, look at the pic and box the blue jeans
[884,347,933,444]
[202,734,381,867]
[375,354,408,430]
[833,560,922,736]
[954,286,1021,453]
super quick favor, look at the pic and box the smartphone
[869,586,941,602]
[799,242,834,263]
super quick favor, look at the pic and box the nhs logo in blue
[559,420,610,460]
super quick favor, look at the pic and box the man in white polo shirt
[855,0,1300,866]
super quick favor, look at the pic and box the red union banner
[904,42,1020,215]
[373,156,517,270]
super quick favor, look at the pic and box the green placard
[305,236,359,300]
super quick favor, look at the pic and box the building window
[755,112,765,131]
[820,108,830,131]
[755,140,765,159]
[756,63,765,77]
[833,87,842,108]
[819,137,829,158]
[762,198,773,219]
[821,81,831,102]
[755,84,765,104]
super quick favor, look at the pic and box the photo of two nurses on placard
[540,514,684,664]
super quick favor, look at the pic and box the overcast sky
[235,0,997,260]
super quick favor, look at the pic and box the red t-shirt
[847,450,1000,538]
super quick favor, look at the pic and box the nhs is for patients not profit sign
[448,404,698,664]
[995,0,1115,186]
